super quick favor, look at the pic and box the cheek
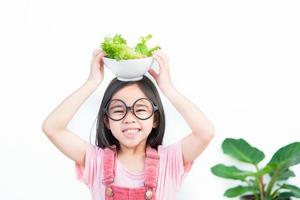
[108,122,121,136]
[141,120,155,134]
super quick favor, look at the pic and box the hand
[148,50,174,92]
[87,49,106,85]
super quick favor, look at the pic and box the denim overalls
[102,145,160,200]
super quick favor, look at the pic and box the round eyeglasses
[103,98,158,121]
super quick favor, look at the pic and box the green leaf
[100,34,159,60]
[222,138,265,165]
[251,163,275,177]
[268,142,300,170]
[148,46,161,54]
[224,185,253,197]
[135,34,152,55]
[270,168,295,181]
[281,184,300,197]
[278,192,294,200]
[265,197,274,200]
[135,34,161,57]
[211,164,254,180]
[265,142,300,197]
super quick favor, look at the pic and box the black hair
[94,75,166,151]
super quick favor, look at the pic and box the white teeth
[123,129,141,134]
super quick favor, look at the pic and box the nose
[123,107,137,123]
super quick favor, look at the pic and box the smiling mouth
[122,128,142,134]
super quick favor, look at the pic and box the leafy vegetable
[100,34,160,60]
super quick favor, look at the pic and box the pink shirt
[75,139,193,200]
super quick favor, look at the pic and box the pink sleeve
[75,144,103,189]
[160,139,193,187]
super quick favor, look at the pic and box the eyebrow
[135,103,149,107]
[109,99,150,109]
[109,105,124,110]
[110,104,149,110]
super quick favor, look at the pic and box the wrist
[160,82,175,93]
[85,79,101,88]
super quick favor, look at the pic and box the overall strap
[144,146,160,189]
[102,145,117,186]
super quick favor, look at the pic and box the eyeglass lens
[107,99,154,120]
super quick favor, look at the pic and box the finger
[154,50,168,63]
[98,51,106,58]
[161,52,169,62]
[91,52,105,67]
[153,51,165,64]
[91,49,101,63]
[153,54,164,68]
[100,57,104,66]
[100,62,104,71]
[148,68,158,80]
[93,48,102,56]
[95,51,106,62]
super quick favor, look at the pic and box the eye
[136,109,147,112]
[113,110,125,113]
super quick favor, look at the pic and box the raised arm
[41,49,105,166]
[148,50,215,164]
[160,86,215,163]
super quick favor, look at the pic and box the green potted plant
[211,138,300,200]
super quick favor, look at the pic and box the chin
[121,138,147,148]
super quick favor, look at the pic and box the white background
[0,0,299,199]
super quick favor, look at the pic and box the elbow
[41,123,50,135]
[195,127,215,143]
[41,121,56,136]
[207,125,215,138]
[41,119,66,135]
[209,126,216,138]
[204,130,215,143]
[42,123,66,137]
[41,117,50,133]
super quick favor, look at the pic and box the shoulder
[156,139,193,187]
[84,143,105,162]
[157,139,182,155]
[156,139,183,165]
[87,143,104,152]
[158,139,193,171]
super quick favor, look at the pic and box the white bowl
[103,56,154,81]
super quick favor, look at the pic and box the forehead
[111,83,147,104]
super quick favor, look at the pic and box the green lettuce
[100,34,160,60]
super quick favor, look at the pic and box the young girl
[42,49,215,200]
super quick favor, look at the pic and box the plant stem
[255,165,265,200]
[247,180,260,200]
[271,185,282,198]
[265,169,279,196]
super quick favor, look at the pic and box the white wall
[0,0,299,199]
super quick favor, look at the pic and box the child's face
[105,83,158,149]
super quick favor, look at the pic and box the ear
[104,115,110,129]
[153,113,159,128]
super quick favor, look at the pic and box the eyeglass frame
[103,97,159,121]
